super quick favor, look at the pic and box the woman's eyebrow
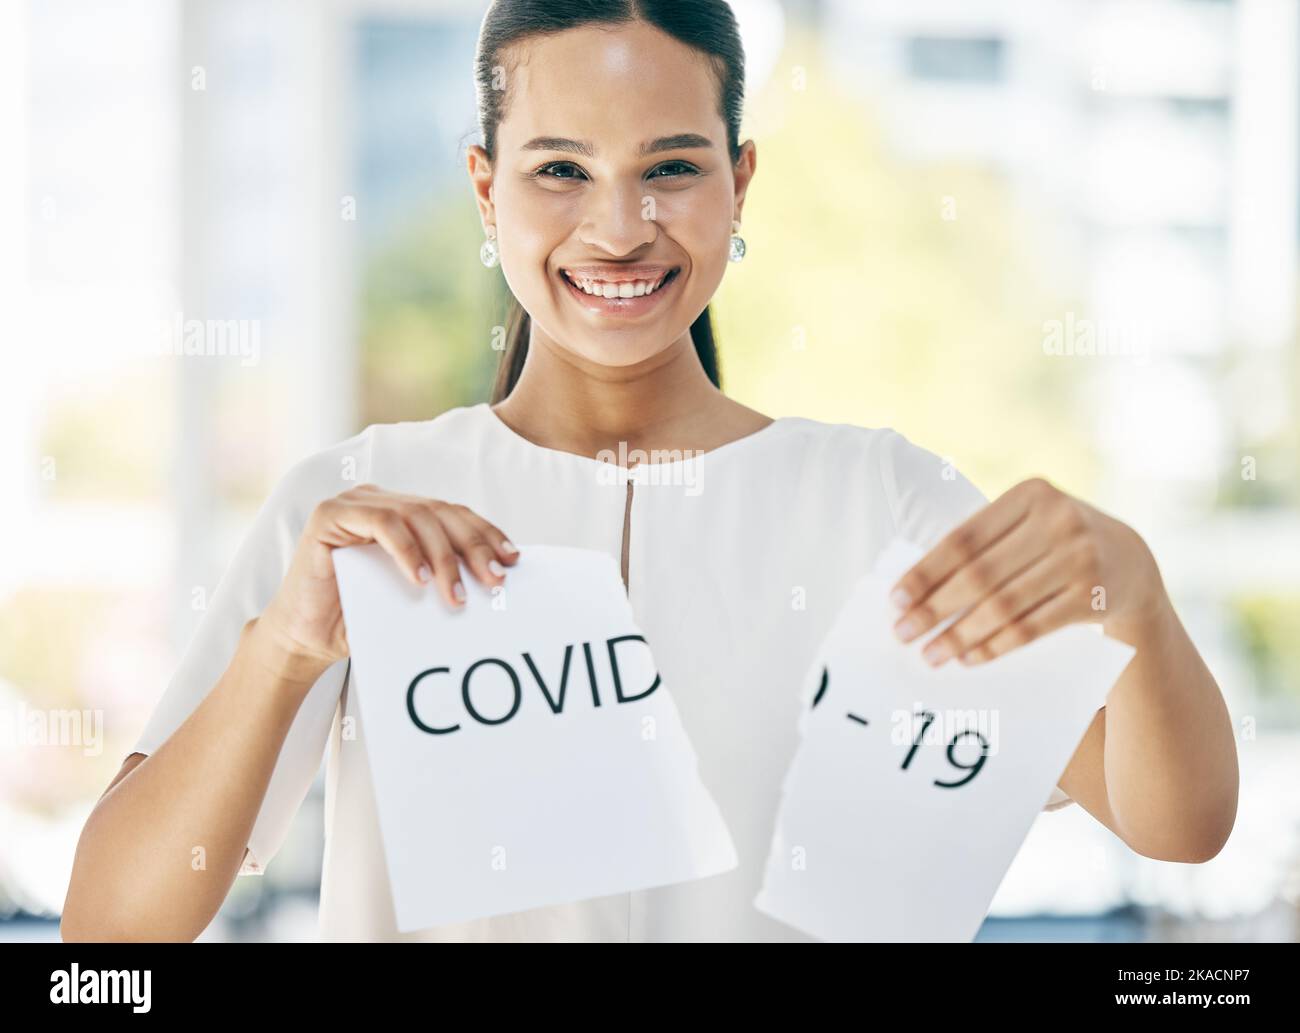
[639,133,713,155]
[520,133,714,156]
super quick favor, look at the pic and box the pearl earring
[479,224,499,268]
[728,219,746,263]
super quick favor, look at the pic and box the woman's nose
[577,183,658,255]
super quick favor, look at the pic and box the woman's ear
[466,143,496,226]
[731,139,757,225]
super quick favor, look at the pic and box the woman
[62,0,1237,942]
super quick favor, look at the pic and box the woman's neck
[491,328,771,461]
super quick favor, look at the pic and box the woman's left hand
[888,477,1167,665]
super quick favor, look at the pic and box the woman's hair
[474,0,745,402]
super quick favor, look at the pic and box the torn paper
[333,543,737,932]
[754,535,1136,942]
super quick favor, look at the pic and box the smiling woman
[467,0,752,406]
[62,0,1238,945]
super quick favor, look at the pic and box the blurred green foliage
[37,364,167,502]
[1229,593,1300,703]
[359,199,505,426]
[713,30,1100,500]
[0,588,103,710]
[1216,342,1300,509]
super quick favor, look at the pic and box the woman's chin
[549,335,675,370]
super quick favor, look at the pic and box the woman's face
[468,21,756,372]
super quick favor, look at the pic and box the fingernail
[488,559,506,577]
[417,565,432,583]
[894,618,918,643]
[923,641,950,666]
[500,540,519,555]
[890,588,911,610]
[453,582,467,603]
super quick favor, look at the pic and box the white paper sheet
[332,543,737,932]
[754,536,1137,942]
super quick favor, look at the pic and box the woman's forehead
[497,24,724,148]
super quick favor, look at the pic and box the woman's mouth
[558,266,681,317]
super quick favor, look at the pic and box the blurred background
[2,0,1297,942]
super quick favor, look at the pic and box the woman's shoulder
[264,404,488,512]
[795,417,982,492]
[764,413,932,469]
[364,402,491,444]
[760,415,987,529]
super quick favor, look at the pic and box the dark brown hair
[474,0,745,402]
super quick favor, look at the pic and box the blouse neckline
[477,401,796,472]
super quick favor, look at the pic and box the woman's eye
[534,161,587,181]
[648,161,699,180]
[529,160,699,182]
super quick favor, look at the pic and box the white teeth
[564,270,673,297]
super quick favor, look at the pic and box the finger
[474,516,520,566]
[889,478,1049,613]
[956,585,1081,665]
[371,492,517,567]
[327,501,429,588]
[432,505,508,588]
[919,548,1073,666]
[402,505,466,608]
[894,512,1049,643]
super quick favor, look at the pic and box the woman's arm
[60,618,330,942]
[1056,576,1238,863]
[62,485,518,941]
[887,477,1239,863]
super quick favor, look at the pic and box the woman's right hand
[255,484,519,673]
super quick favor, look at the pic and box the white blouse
[131,402,1073,941]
